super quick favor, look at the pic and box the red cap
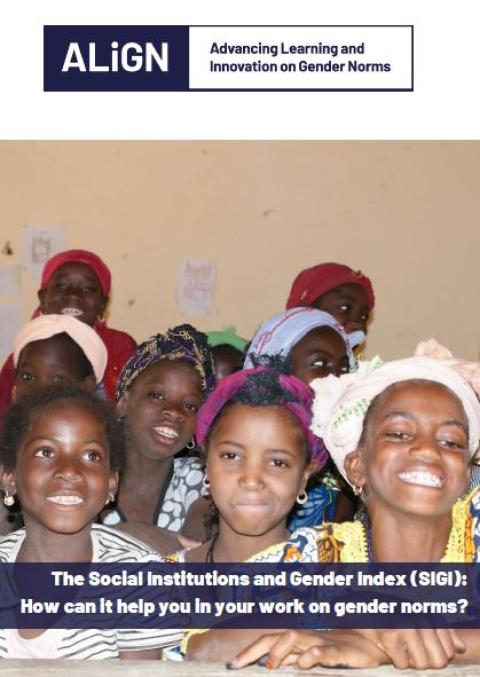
[286,262,375,311]
[40,249,112,297]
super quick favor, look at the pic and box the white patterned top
[102,456,204,532]
[0,524,183,659]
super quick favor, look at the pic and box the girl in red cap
[0,249,136,419]
[286,262,375,338]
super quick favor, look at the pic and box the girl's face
[14,337,96,400]
[206,404,311,541]
[290,326,349,385]
[2,402,118,538]
[118,360,203,460]
[313,283,370,335]
[38,262,107,327]
[345,381,471,520]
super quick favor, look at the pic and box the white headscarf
[311,339,480,483]
[13,314,107,384]
[244,307,363,371]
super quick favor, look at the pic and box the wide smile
[397,470,444,489]
[61,307,83,317]
[46,494,85,506]
[152,424,181,445]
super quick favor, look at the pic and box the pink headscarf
[196,366,328,471]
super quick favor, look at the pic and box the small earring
[3,490,15,507]
[296,490,308,506]
[353,484,363,497]
[104,493,115,506]
[186,439,196,450]
[202,475,210,495]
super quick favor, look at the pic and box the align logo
[62,41,169,73]
[44,26,189,91]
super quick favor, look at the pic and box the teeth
[47,495,84,505]
[61,307,82,317]
[398,471,443,488]
[154,426,179,439]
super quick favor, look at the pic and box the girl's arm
[180,496,210,542]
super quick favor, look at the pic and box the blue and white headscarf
[244,307,362,371]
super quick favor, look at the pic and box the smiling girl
[0,249,136,418]
[230,339,480,671]
[0,385,181,659]
[101,325,215,543]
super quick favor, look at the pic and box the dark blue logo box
[44,26,189,91]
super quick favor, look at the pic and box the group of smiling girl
[0,249,479,670]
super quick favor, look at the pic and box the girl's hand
[227,629,386,670]
[355,628,466,670]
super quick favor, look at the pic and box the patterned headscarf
[244,307,361,371]
[311,338,480,484]
[196,366,328,472]
[115,324,215,400]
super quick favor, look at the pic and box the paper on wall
[0,303,22,356]
[23,226,66,281]
[176,259,215,315]
[0,265,21,296]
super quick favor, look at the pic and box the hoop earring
[296,490,308,506]
[353,484,363,497]
[3,490,14,507]
[186,439,196,450]
[202,475,210,496]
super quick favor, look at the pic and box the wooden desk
[0,660,478,676]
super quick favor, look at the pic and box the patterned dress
[315,487,480,563]
[102,456,204,532]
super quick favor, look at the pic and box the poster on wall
[176,259,216,315]
[23,226,66,281]
[0,303,22,355]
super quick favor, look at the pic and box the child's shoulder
[0,528,25,562]
[91,524,161,563]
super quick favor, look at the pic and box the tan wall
[0,141,479,361]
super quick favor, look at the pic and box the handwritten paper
[23,226,66,281]
[176,259,215,315]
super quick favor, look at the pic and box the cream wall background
[0,140,479,361]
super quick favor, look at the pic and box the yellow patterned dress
[315,487,480,563]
